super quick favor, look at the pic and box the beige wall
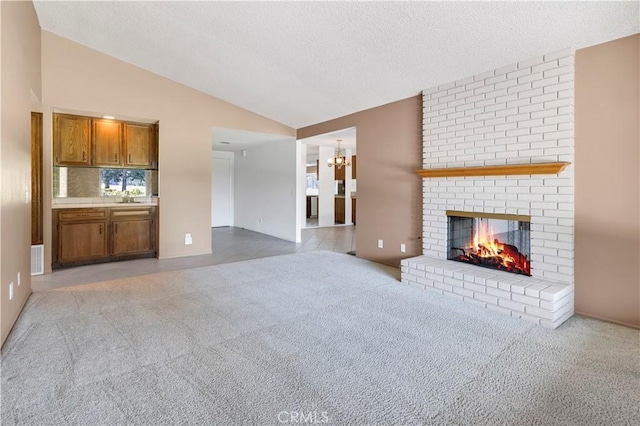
[41,31,295,265]
[1,1,42,345]
[575,34,640,328]
[298,96,423,266]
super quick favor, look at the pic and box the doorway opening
[299,128,357,231]
[211,127,300,244]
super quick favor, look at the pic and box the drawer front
[110,207,154,218]
[58,209,107,221]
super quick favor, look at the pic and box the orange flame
[454,218,530,275]
[470,220,517,270]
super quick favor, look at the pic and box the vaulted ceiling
[33,1,639,129]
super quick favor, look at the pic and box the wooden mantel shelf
[416,162,570,178]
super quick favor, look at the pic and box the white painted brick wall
[421,48,575,285]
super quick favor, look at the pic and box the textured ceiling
[34,1,639,128]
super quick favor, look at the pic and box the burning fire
[455,219,530,275]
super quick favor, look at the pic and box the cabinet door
[124,123,154,167]
[54,114,91,165]
[334,164,346,181]
[111,218,154,256]
[92,119,122,166]
[335,198,345,224]
[151,123,159,169]
[58,221,108,262]
[31,112,43,245]
[352,198,356,225]
[351,155,357,179]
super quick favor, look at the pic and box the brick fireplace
[401,49,575,328]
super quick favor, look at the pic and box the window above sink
[53,166,158,199]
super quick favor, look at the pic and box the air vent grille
[31,244,44,275]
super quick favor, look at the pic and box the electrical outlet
[400,243,406,253]
[185,233,193,245]
[377,239,384,249]
[9,283,13,301]
[17,272,20,286]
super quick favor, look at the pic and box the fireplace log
[499,243,520,259]
[499,243,529,266]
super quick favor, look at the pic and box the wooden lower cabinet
[111,208,155,256]
[352,198,356,225]
[53,207,156,269]
[335,197,345,224]
[59,221,108,263]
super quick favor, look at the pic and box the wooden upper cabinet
[92,119,122,166]
[152,123,159,169]
[334,164,346,181]
[352,155,357,179]
[124,123,154,168]
[54,113,158,169]
[54,113,91,165]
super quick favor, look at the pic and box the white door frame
[212,151,234,227]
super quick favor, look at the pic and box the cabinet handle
[128,153,132,162]
[99,225,103,235]
[115,223,118,233]
[83,151,86,161]
[115,153,118,162]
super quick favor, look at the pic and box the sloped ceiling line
[33,1,639,128]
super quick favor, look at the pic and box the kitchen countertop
[52,203,158,209]
[306,194,355,199]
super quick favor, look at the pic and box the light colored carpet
[1,251,639,425]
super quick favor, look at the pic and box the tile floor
[33,226,356,291]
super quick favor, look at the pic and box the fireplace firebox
[447,211,531,276]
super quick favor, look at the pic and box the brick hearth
[401,256,573,328]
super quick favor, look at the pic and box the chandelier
[327,139,351,169]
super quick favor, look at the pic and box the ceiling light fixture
[102,115,115,120]
[327,139,351,169]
